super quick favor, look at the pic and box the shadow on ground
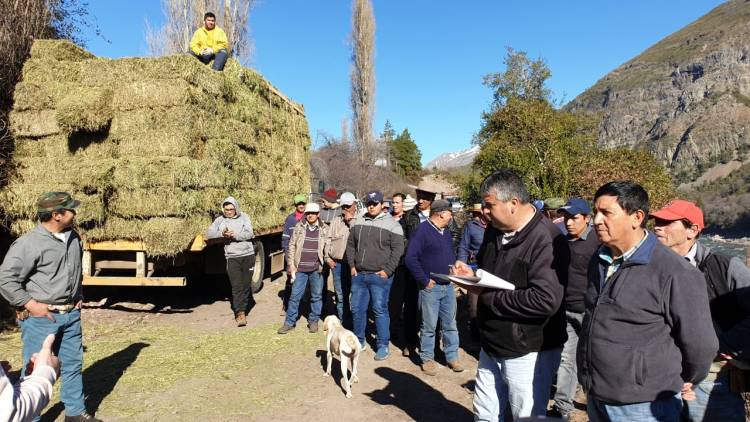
[41,342,149,421]
[367,366,473,421]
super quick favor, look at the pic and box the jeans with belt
[21,308,86,418]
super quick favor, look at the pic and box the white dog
[322,315,362,398]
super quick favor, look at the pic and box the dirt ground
[0,274,590,421]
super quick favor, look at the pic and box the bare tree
[341,117,349,146]
[146,0,255,63]
[349,0,376,163]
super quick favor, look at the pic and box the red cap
[650,199,704,231]
[321,188,338,202]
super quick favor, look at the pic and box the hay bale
[55,88,113,133]
[29,40,95,62]
[10,110,60,137]
[111,80,200,111]
[3,183,105,223]
[5,39,312,256]
[111,157,231,189]
[85,216,212,256]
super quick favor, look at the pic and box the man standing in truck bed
[0,192,102,422]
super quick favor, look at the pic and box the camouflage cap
[37,192,80,213]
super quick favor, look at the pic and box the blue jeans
[532,347,562,415]
[418,283,459,363]
[21,309,86,417]
[350,272,393,349]
[587,394,682,422]
[684,372,745,422]
[553,311,583,413]
[284,271,324,327]
[330,260,351,325]
[473,348,537,421]
[191,49,228,71]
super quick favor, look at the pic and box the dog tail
[346,336,359,351]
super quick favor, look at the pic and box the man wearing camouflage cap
[0,192,101,421]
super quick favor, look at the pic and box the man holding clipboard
[452,169,568,421]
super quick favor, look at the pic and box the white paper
[448,269,515,291]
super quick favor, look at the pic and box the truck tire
[251,240,265,294]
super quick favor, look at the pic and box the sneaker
[447,359,465,373]
[374,346,390,361]
[235,312,247,327]
[308,321,319,333]
[421,360,438,376]
[277,324,295,334]
[64,411,102,422]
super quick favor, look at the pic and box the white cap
[339,192,356,206]
[304,203,320,213]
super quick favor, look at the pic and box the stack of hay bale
[4,40,311,256]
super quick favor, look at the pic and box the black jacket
[565,227,600,313]
[577,233,718,405]
[476,210,567,358]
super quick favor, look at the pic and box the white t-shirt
[52,231,71,244]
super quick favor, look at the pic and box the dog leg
[352,353,359,383]
[325,343,332,377]
[341,356,352,398]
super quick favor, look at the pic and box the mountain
[425,145,479,170]
[566,0,750,232]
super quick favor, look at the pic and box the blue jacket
[578,232,718,405]
[405,220,456,288]
[457,219,486,263]
[282,211,302,253]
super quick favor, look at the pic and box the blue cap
[558,198,590,216]
[532,199,545,210]
[365,190,383,204]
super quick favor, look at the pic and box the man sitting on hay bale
[189,12,229,71]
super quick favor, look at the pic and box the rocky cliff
[566,0,750,183]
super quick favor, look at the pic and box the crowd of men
[1,168,749,421]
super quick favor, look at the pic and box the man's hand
[327,258,336,269]
[222,230,235,239]
[681,383,695,401]
[351,267,358,277]
[452,261,474,277]
[25,299,55,321]
[425,279,436,289]
[376,270,388,279]
[26,334,60,376]
[205,47,214,55]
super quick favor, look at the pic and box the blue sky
[80,1,725,164]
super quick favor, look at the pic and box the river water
[699,236,748,261]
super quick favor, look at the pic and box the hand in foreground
[27,334,60,376]
[681,383,695,401]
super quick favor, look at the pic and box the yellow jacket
[189,26,228,55]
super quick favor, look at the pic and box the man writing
[578,182,717,422]
[453,169,566,420]
[651,199,749,422]
[189,12,229,71]
[0,192,101,422]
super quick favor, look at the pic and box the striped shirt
[297,225,321,273]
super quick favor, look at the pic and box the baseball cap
[365,191,383,204]
[650,199,705,231]
[558,198,590,216]
[304,202,320,213]
[37,192,80,213]
[431,199,451,213]
[321,188,337,202]
[293,194,307,205]
[338,192,356,206]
